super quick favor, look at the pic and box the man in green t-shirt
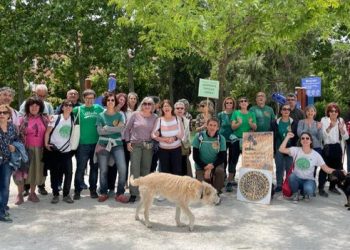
[249,91,275,132]
[192,118,226,195]
[73,89,104,200]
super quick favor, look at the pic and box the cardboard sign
[242,132,274,171]
[198,79,219,99]
[237,132,274,205]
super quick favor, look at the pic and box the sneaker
[51,196,59,204]
[58,185,62,191]
[225,182,234,192]
[274,186,282,193]
[23,190,29,197]
[98,194,108,202]
[63,195,74,204]
[90,190,98,199]
[115,194,129,203]
[5,211,10,217]
[0,216,12,223]
[38,187,48,195]
[73,192,81,200]
[319,189,329,197]
[231,180,238,187]
[291,193,299,203]
[28,193,40,202]
[329,187,341,195]
[15,194,24,205]
[304,195,310,202]
[129,195,137,203]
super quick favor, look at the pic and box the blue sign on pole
[301,77,321,97]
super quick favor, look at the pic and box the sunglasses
[107,99,115,102]
[239,100,247,103]
[63,104,73,107]
[176,107,184,110]
[301,137,310,140]
[0,111,9,115]
[142,102,152,106]
[282,108,291,111]
[329,109,338,113]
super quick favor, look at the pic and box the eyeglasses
[239,100,247,103]
[282,108,291,111]
[0,111,9,115]
[63,104,73,107]
[107,99,115,102]
[301,137,310,140]
[329,109,338,113]
[287,99,295,102]
[176,107,184,110]
[225,102,233,104]
[142,102,152,106]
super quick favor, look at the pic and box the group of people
[0,85,349,223]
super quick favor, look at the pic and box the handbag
[282,164,294,197]
[70,107,81,150]
[282,150,298,198]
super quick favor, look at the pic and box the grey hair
[174,101,185,108]
[34,84,48,93]
[137,97,155,113]
[0,87,16,96]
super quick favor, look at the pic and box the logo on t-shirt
[296,157,310,171]
[212,141,219,150]
[59,125,71,138]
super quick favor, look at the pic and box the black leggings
[319,143,343,190]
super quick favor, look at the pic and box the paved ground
[1,157,349,250]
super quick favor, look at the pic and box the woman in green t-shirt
[227,97,257,192]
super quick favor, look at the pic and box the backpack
[198,131,221,152]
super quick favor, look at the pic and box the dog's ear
[201,183,213,196]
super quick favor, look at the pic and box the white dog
[130,172,220,231]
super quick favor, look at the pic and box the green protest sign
[198,79,219,99]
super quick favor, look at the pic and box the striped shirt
[152,116,184,149]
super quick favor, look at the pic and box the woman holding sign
[228,97,257,192]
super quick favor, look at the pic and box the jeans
[74,144,98,193]
[289,173,316,195]
[129,143,153,196]
[0,162,12,218]
[275,151,293,187]
[98,146,126,195]
[48,150,73,197]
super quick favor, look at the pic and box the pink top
[22,116,46,147]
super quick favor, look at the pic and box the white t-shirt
[289,147,325,180]
[48,114,72,153]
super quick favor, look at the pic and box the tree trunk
[217,59,229,113]
[127,55,134,92]
[168,62,175,103]
[17,57,24,109]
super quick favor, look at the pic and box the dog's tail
[129,175,140,186]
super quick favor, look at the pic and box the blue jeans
[74,144,98,193]
[275,151,293,187]
[0,162,12,218]
[97,146,126,195]
[288,173,316,195]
